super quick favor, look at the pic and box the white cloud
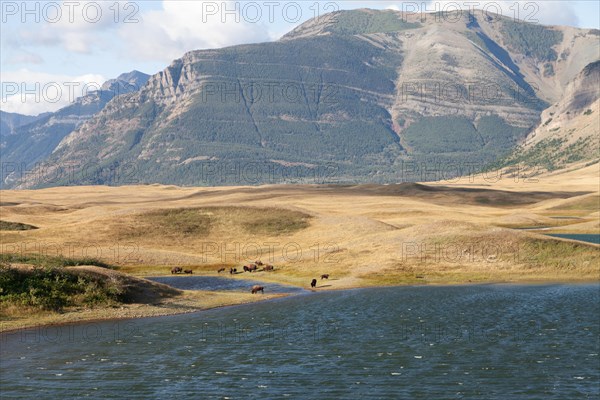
[1,70,106,116]
[118,1,272,63]
[11,1,131,54]
[4,51,44,65]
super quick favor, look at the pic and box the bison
[311,279,317,288]
[321,274,329,280]
[217,268,226,273]
[243,264,258,273]
[230,268,237,275]
[255,260,264,266]
[171,267,183,274]
[251,285,264,294]
[263,265,274,271]
[184,269,193,274]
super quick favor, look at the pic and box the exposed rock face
[12,9,600,188]
[491,60,599,173]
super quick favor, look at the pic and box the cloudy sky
[1,0,599,115]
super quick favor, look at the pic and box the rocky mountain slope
[1,71,149,188]
[14,9,600,187]
[492,60,599,173]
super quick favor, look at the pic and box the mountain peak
[281,9,423,40]
[101,70,150,92]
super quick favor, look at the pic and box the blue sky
[1,0,599,115]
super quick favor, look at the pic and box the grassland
[1,162,598,331]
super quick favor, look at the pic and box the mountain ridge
[6,9,599,188]
[1,71,150,188]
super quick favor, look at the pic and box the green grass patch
[0,265,124,312]
[519,238,599,269]
[0,220,38,231]
[240,209,311,235]
[118,207,311,240]
[143,208,213,236]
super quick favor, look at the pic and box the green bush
[0,264,122,311]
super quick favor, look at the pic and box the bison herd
[171,267,193,274]
[169,260,330,294]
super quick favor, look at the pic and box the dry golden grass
[1,163,598,303]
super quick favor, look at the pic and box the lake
[1,285,599,399]
[546,234,600,245]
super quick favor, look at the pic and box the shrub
[0,264,123,312]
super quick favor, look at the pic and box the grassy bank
[0,265,124,312]
[0,254,288,333]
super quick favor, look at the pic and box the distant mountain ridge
[0,111,49,136]
[7,9,600,188]
[1,71,150,188]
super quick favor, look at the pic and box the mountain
[15,9,600,188]
[0,111,49,136]
[101,70,151,93]
[490,60,600,173]
[1,71,150,188]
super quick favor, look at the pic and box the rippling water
[1,285,599,399]
[546,234,600,245]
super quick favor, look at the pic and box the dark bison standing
[311,279,317,288]
[263,265,274,271]
[244,264,258,273]
[251,285,264,294]
[171,267,183,274]
[217,268,225,273]
[321,274,329,280]
[184,269,193,274]
[230,268,237,274]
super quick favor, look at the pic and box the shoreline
[2,278,599,335]
[0,291,292,335]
